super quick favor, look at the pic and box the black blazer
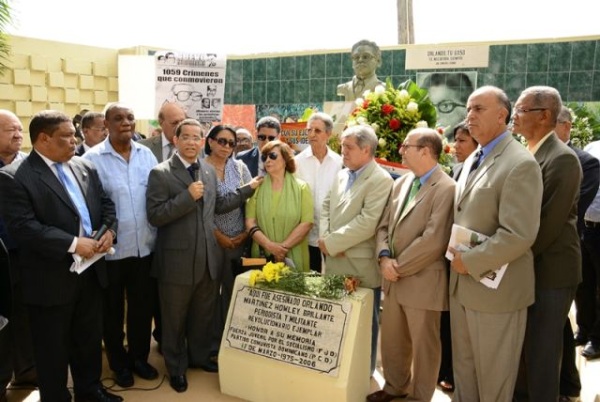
[570,144,600,235]
[235,147,260,177]
[0,151,117,306]
[75,143,87,156]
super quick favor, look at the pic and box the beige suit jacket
[451,134,543,313]
[320,160,393,288]
[376,166,455,311]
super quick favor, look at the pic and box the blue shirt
[83,138,158,260]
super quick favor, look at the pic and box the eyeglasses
[179,135,202,142]
[257,134,277,142]
[435,100,466,114]
[214,137,235,148]
[400,143,423,150]
[351,54,376,62]
[237,137,251,144]
[175,91,202,102]
[513,107,547,115]
[261,152,279,162]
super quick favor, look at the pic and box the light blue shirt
[83,138,158,260]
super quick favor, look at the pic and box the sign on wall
[406,45,489,70]
[155,51,227,123]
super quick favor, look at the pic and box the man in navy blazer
[236,116,281,177]
[0,111,120,402]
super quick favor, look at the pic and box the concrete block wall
[1,36,120,148]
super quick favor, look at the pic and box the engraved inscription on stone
[225,286,352,376]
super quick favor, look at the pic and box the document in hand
[445,224,507,289]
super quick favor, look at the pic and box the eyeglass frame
[213,137,236,148]
[175,91,203,102]
[513,107,547,115]
[434,100,466,114]
[260,152,279,162]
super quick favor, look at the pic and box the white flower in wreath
[371,122,380,133]
[407,101,419,113]
[374,85,385,95]
[399,89,410,101]
[416,120,428,128]
[347,119,357,127]
[355,97,364,106]
[357,116,368,125]
[362,89,371,97]
[378,137,387,147]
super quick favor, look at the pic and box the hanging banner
[155,51,227,123]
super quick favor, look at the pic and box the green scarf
[252,172,309,271]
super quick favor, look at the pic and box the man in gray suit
[512,87,582,402]
[448,86,543,401]
[146,119,261,393]
[139,103,186,162]
[319,125,393,375]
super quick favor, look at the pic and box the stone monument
[337,40,384,101]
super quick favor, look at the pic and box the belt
[585,220,600,229]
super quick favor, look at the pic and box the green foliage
[566,102,600,146]
[0,0,12,74]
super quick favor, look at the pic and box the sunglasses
[214,137,235,148]
[261,152,279,162]
[257,134,277,141]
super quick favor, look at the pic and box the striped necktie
[55,163,92,236]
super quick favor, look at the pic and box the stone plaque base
[219,271,373,402]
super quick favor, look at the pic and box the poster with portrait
[416,72,477,135]
[155,51,226,123]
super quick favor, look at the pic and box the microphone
[91,219,114,241]
[190,162,200,181]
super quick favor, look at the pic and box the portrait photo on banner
[417,71,477,136]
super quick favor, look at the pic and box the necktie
[390,178,421,255]
[469,149,483,174]
[345,170,357,192]
[55,163,92,236]
[187,163,199,180]
[401,178,421,214]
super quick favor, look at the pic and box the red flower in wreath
[381,104,395,115]
[389,118,401,131]
[363,100,370,109]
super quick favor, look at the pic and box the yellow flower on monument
[416,120,429,128]
[378,137,387,147]
[371,122,380,133]
[374,85,385,95]
[249,270,264,286]
[406,101,419,113]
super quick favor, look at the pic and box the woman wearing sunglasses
[245,140,313,271]
[204,124,255,357]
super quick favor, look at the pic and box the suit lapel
[337,161,376,207]
[171,156,193,187]
[29,151,77,214]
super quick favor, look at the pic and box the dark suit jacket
[235,147,260,177]
[75,143,87,157]
[569,144,600,235]
[0,151,117,306]
[146,157,253,285]
[532,133,582,289]
[139,135,164,163]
